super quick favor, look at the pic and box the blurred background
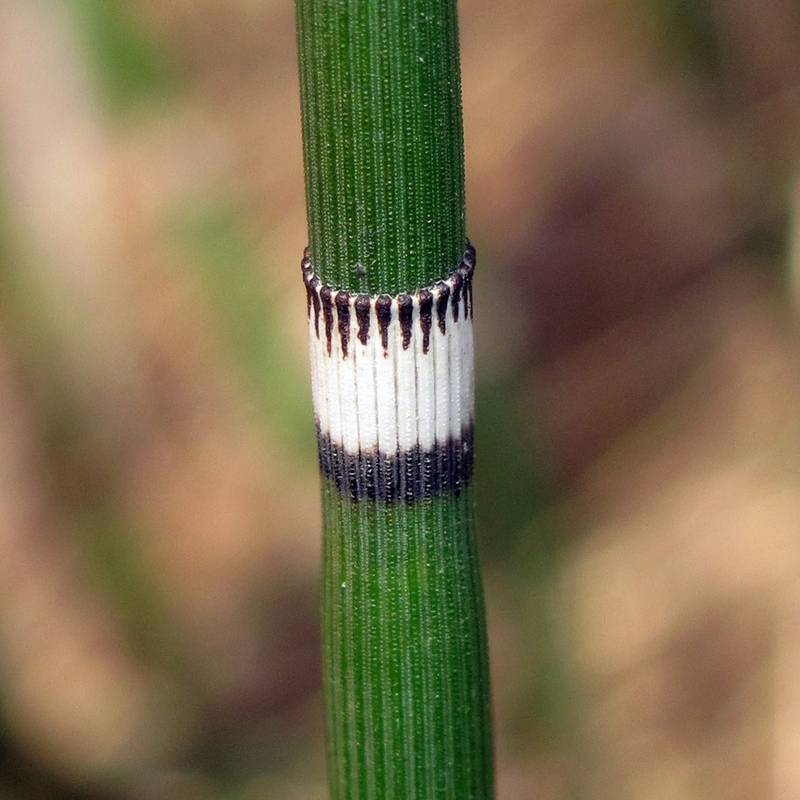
[1,0,799,797]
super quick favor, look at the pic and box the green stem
[295,0,466,295]
[321,486,493,799]
[295,1,493,798]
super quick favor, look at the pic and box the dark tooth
[355,294,371,345]
[418,289,433,354]
[301,251,321,336]
[398,294,413,350]
[311,279,321,337]
[301,247,312,275]
[435,282,450,336]
[375,295,392,355]
[451,271,463,323]
[320,286,334,355]
[463,241,475,270]
[462,245,475,319]
[335,291,351,358]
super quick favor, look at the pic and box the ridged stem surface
[294,0,493,797]
[321,485,493,800]
[295,0,466,294]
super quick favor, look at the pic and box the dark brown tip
[418,289,433,354]
[355,294,371,346]
[320,286,334,356]
[435,282,450,336]
[335,291,351,358]
[398,294,413,350]
[376,295,392,355]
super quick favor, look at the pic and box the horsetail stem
[294,1,494,797]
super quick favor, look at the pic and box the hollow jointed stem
[294,1,494,797]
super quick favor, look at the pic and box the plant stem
[295,1,493,798]
[295,0,465,295]
[321,486,492,799]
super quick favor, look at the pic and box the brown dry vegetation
[1,0,800,797]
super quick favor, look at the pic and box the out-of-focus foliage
[1,0,800,798]
[640,0,722,76]
[172,205,315,462]
[66,0,178,110]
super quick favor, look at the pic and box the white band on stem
[303,246,475,502]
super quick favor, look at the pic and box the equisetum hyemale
[294,0,493,794]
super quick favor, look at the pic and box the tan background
[1,0,799,797]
